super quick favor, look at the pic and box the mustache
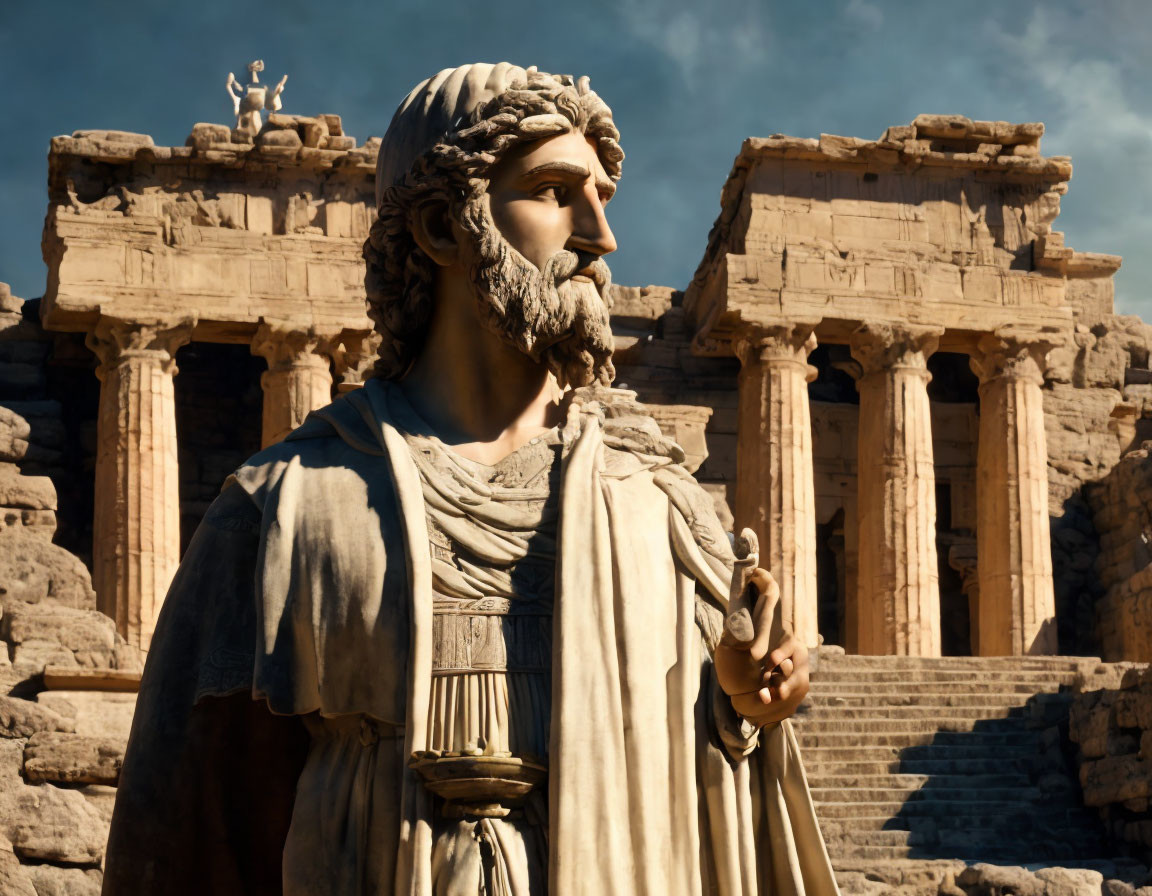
[546,250,613,291]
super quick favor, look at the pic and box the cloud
[986,5,1152,315]
[615,0,773,83]
[844,0,883,30]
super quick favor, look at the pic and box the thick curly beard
[458,194,617,390]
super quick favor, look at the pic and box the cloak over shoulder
[104,380,837,896]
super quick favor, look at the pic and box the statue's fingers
[723,661,770,696]
[768,635,808,673]
[760,657,793,687]
[730,690,773,718]
[769,674,799,704]
[748,571,780,664]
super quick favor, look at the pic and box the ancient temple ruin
[6,107,1152,891]
[31,112,1127,659]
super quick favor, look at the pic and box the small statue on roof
[226,60,287,136]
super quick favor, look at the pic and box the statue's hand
[714,568,810,729]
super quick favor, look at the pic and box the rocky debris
[0,696,73,739]
[1088,448,1152,660]
[0,837,37,896]
[0,529,96,609]
[0,782,107,865]
[23,864,102,896]
[23,732,123,786]
[0,406,30,462]
[0,403,58,542]
[1070,666,1152,859]
[942,863,1152,895]
[0,692,131,882]
[174,112,371,171]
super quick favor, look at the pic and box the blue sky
[2,0,1150,316]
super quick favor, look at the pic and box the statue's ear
[410,198,459,267]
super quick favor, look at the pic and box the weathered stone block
[1034,866,1105,895]
[955,864,1045,895]
[0,837,36,896]
[0,696,73,740]
[23,732,123,786]
[3,604,115,662]
[34,692,137,741]
[0,529,94,608]
[1080,754,1152,805]
[0,466,55,511]
[0,409,29,462]
[187,122,231,151]
[23,864,102,896]
[0,782,106,865]
[257,128,302,150]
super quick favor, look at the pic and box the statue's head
[365,63,624,388]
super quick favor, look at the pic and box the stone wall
[0,286,140,892]
[1089,446,1152,661]
[0,288,99,566]
[1070,666,1152,863]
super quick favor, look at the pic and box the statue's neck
[399,275,563,466]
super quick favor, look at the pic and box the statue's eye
[534,183,566,202]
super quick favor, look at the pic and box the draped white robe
[103,379,838,896]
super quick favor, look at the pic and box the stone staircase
[791,652,1135,887]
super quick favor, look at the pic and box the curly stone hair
[363,70,624,380]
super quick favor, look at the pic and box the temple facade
[32,112,1129,658]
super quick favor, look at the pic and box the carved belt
[431,596,552,675]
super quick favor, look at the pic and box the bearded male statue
[103,63,838,895]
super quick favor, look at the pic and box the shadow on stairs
[791,651,1149,894]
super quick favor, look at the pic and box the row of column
[734,322,1058,657]
[87,315,379,649]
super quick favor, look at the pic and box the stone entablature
[41,116,377,344]
[684,114,1105,355]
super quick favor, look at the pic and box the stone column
[332,329,383,395]
[734,324,819,648]
[252,322,338,447]
[849,323,943,656]
[87,314,194,650]
[969,334,1058,655]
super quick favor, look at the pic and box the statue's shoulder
[566,385,688,476]
[567,386,734,566]
[229,381,394,510]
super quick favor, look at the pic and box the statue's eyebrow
[520,161,616,198]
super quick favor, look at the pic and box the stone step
[815,825,1111,853]
[793,718,1030,734]
[796,730,1040,749]
[814,799,1039,818]
[798,744,1039,762]
[810,785,1040,803]
[829,858,1148,893]
[811,672,1078,686]
[805,772,1032,790]
[830,843,1113,861]
[795,705,1027,720]
[813,655,1090,670]
[816,808,1101,833]
[805,691,1062,707]
[805,757,1036,776]
[811,680,1069,694]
